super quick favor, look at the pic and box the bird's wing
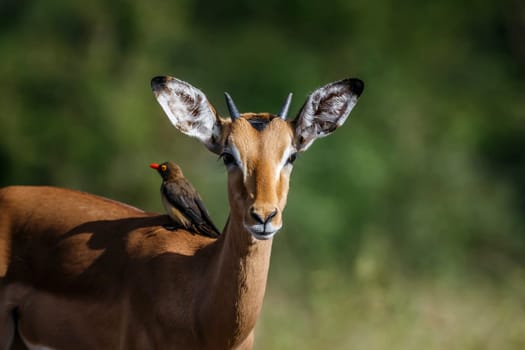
[194,197,221,236]
[162,183,203,223]
[162,182,220,237]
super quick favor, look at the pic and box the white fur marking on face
[276,144,296,181]
[229,144,245,177]
[243,221,281,240]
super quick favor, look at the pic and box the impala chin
[244,222,281,240]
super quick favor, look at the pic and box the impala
[0,75,363,349]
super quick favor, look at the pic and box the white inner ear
[154,78,220,145]
[295,81,359,151]
[302,88,358,136]
[318,89,358,129]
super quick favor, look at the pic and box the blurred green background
[1,0,525,348]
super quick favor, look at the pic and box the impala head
[151,76,364,240]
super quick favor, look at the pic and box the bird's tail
[195,223,221,238]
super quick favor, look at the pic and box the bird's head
[149,161,183,181]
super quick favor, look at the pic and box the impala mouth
[244,222,280,240]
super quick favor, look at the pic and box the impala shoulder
[127,224,215,258]
[0,185,29,201]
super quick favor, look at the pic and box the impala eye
[287,153,297,165]
[220,152,237,167]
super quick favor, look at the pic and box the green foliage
[1,0,525,347]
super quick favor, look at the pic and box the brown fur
[0,185,271,349]
[0,116,292,349]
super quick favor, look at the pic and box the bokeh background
[1,0,525,348]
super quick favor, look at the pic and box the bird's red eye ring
[161,165,167,171]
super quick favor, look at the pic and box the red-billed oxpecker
[150,161,220,238]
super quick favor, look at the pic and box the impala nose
[250,206,278,225]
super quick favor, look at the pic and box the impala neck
[202,212,273,347]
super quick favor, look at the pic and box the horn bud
[277,93,293,120]
[224,92,241,121]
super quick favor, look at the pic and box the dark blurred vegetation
[1,0,525,348]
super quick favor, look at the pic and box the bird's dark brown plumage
[150,161,220,238]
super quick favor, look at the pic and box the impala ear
[293,78,364,152]
[151,76,224,154]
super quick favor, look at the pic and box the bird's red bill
[149,163,160,169]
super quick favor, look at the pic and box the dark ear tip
[151,76,167,90]
[347,78,364,96]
